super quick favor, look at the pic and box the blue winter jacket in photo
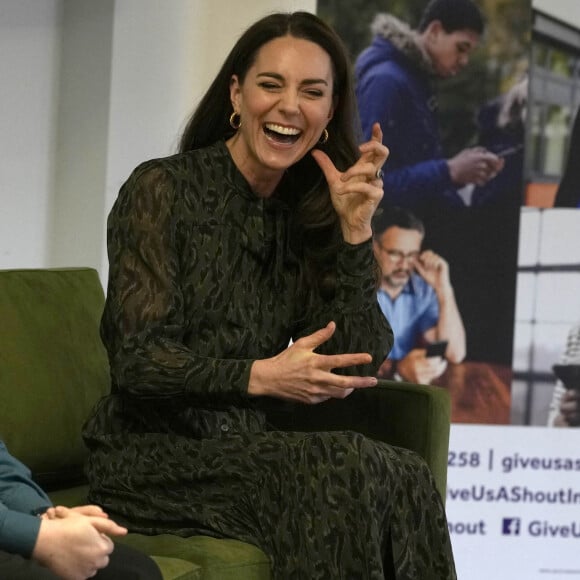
[355,15,461,209]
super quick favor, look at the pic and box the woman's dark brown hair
[178,11,363,299]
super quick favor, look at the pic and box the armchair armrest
[263,380,450,499]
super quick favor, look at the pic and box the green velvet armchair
[0,267,451,580]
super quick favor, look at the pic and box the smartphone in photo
[425,340,448,358]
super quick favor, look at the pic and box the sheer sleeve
[102,162,253,402]
[294,239,393,376]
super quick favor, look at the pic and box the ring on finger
[375,168,384,180]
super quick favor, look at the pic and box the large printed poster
[318,0,580,577]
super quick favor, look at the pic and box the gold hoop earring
[229,112,241,130]
[319,128,329,145]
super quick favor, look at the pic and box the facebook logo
[502,518,521,536]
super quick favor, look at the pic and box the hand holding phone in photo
[552,364,580,390]
[425,340,449,358]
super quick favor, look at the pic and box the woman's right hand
[248,321,377,404]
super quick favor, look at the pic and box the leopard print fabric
[83,141,456,579]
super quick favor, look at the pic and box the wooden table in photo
[433,361,512,424]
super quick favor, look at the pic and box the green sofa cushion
[149,556,202,580]
[0,268,109,488]
[117,534,270,580]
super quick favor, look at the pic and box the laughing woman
[83,11,456,580]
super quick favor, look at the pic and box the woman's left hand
[311,122,388,244]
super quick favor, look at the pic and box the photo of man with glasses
[373,206,466,384]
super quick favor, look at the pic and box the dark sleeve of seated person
[0,440,162,580]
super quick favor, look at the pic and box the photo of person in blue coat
[319,0,529,389]
[354,0,505,211]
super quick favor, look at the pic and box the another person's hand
[311,123,388,244]
[554,389,580,427]
[43,504,109,520]
[249,321,377,404]
[414,250,451,296]
[33,509,127,580]
[397,349,447,385]
[447,147,504,187]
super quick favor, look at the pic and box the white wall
[0,0,62,268]
[49,0,115,272]
[533,0,580,27]
[0,0,316,281]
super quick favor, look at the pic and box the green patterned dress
[83,141,456,579]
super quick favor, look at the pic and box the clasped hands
[34,504,127,580]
